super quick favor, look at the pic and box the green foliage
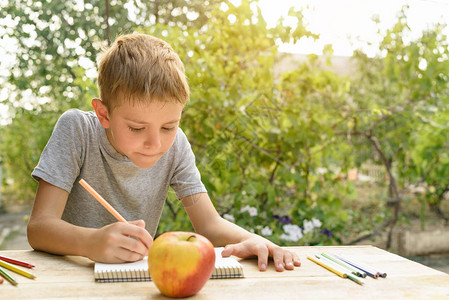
[0,0,223,203]
[144,1,350,245]
[0,107,59,200]
[1,1,449,246]
[349,7,449,197]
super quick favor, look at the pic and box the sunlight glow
[258,0,449,57]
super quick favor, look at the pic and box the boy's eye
[128,126,144,132]
[162,127,176,131]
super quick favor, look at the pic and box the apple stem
[187,235,196,242]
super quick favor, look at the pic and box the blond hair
[97,33,189,111]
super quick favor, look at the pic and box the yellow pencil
[307,255,347,278]
[0,260,36,279]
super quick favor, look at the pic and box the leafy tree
[147,1,352,245]
[0,0,223,202]
[0,0,222,114]
[342,7,449,245]
[0,107,59,201]
[2,0,448,249]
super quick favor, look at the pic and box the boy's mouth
[138,152,160,158]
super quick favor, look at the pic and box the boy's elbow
[26,222,37,250]
[26,219,43,250]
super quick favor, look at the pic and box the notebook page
[213,247,244,278]
[94,247,243,282]
[94,257,150,282]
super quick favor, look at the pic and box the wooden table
[1,245,448,299]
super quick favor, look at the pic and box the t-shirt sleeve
[170,129,207,199]
[31,109,86,193]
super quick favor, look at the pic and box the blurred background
[0,0,448,273]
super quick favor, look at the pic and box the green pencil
[317,254,365,286]
[0,266,18,286]
[321,253,367,278]
[346,272,365,285]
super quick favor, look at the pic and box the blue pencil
[334,254,379,279]
[322,253,367,278]
[315,255,365,285]
[337,254,387,278]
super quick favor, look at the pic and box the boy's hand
[87,220,153,263]
[221,235,301,272]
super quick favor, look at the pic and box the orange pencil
[79,179,128,223]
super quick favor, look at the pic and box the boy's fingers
[113,246,145,263]
[257,245,269,271]
[223,243,269,271]
[283,251,295,270]
[116,233,147,257]
[120,223,153,250]
[272,247,285,272]
[283,249,301,269]
[221,240,301,272]
[221,244,239,257]
[222,243,259,258]
[129,219,146,228]
[292,252,301,266]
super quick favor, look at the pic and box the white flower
[248,207,258,217]
[261,226,272,236]
[281,224,303,242]
[317,167,327,175]
[240,205,250,213]
[223,214,235,222]
[303,219,314,234]
[240,205,258,217]
[311,218,322,228]
[280,233,295,242]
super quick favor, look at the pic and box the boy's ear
[92,98,110,129]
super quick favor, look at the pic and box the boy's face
[94,98,183,168]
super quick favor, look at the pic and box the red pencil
[0,255,35,269]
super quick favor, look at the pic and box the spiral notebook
[94,247,244,282]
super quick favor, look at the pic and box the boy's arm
[27,180,153,263]
[181,193,301,272]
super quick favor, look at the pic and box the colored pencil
[0,266,18,286]
[346,272,365,285]
[337,254,386,278]
[316,255,365,285]
[0,255,35,269]
[377,271,388,278]
[0,260,36,279]
[0,275,3,284]
[79,179,128,223]
[334,254,380,279]
[307,255,346,278]
[321,253,367,278]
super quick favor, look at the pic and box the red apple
[148,231,215,298]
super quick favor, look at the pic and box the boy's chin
[131,157,159,168]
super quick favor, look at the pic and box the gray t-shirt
[32,109,206,237]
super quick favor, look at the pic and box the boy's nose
[143,131,161,149]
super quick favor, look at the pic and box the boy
[28,33,301,272]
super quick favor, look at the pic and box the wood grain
[1,246,448,299]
